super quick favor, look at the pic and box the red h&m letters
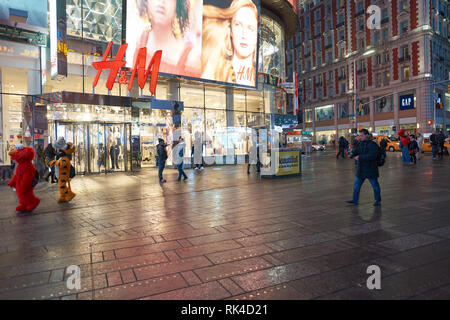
[92,41,162,95]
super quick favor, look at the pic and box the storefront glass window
[180,84,204,108]
[246,112,264,127]
[315,105,334,121]
[0,67,28,165]
[357,99,370,116]
[246,90,263,113]
[233,90,246,111]
[205,87,226,110]
[374,95,393,113]
[181,108,204,157]
[259,15,286,79]
[264,88,273,114]
[205,109,227,156]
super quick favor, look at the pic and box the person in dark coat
[156,138,168,183]
[379,137,388,152]
[347,128,382,206]
[43,142,57,183]
[336,136,347,159]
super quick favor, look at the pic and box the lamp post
[350,48,376,132]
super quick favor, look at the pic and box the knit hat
[53,137,67,150]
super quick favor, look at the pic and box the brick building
[288,0,450,145]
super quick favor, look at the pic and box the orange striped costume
[50,143,76,203]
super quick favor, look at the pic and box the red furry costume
[398,129,410,147]
[7,145,40,214]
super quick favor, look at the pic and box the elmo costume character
[50,137,76,203]
[398,129,411,163]
[7,144,40,215]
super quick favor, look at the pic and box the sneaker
[160,179,166,183]
[194,167,199,170]
[346,200,358,205]
[373,201,381,206]
[200,166,204,170]
[183,177,188,181]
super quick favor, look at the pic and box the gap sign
[399,94,415,110]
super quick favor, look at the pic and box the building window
[402,66,410,81]
[401,45,409,58]
[339,102,349,118]
[340,83,346,94]
[305,109,313,122]
[400,21,409,34]
[358,38,366,50]
[374,31,380,45]
[383,71,390,85]
[315,105,334,121]
[376,73,382,87]
[383,52,389,63]
[382,28,389,40]
[375,54,381,65]
[400,0,409,12]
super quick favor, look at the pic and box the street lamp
[350,48,376,132]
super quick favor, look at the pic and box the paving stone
[229,283,304,300]
[205,245,275,264]
[134,256,213,281]
[114,241,181,259]
[141,281,230,300]
[107,271,122,287]
[219,278,245,296]
[377,233,444,252]
[175,240,242,259]
[180,271,202,286]
[120,269,137,284]
[194,257,273,282]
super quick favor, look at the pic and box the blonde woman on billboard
[133,0,201,77]
[202,0,258,86]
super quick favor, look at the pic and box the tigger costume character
[50,137,76,203]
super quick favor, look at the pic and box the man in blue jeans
[347,128,382,206]
[176,137,188,181]
[430,130,439,160]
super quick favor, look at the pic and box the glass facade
[0,1,297,173]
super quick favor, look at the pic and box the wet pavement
[1,152,450,300]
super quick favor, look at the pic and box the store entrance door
[53,122,131,174]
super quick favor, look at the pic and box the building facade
[293,0,450,146]
[0,0,299,173]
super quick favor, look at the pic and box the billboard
[125,0,259,88]
[0,0,48,29]
[50,0,67,79]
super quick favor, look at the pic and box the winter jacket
[157,143,168,164]
[352,139,380,179]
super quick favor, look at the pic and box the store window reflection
[375,95,393,113]
[339,103,349,118]
[205,109,227,157]
[205,88,226,110]
[180,84,204,108]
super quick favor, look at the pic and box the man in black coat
[336,136,346,159]
[347,128,382,206]
[156,138,168,183]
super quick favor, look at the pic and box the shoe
[200,166,204,170]
[183,177,188,181]
[346,200,358,205]
[160,179,166,183]
[194,167,199,170]
[373,201,381,206]
[177,179,181,182]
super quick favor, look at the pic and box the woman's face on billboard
[231,6,257,60]
[148,0,176,27]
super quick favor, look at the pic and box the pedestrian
[192,132,204,170]
[43,142,57,183]
[156,138,168,183]
[379,137,388,153]
[398,129,411,164]
[176,137,188,181]
[344,137,350,157]
[409,134,419,164]
[416,132,423,160]
[336,136,346,159]
[347,128,382,206]
[437,130,446,159]
[430,130,439,160]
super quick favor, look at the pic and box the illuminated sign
[399,94,415,110]
[49,0,67,79]
[92,41,162,95]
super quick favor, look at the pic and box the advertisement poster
[126,0,259,87]
[275,150,300,176]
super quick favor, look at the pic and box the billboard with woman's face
[126,0,259,88]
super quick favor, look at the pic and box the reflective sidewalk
[1,152,450,299]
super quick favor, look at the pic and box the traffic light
[435,94,443,110]
[358,102,363,113]
[428,120,433,126]
[448,84,450,94]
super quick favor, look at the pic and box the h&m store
[0,0,300,173]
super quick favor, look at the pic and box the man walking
[430,130,439,160]
[176,137,188,181]
[437,130,446,159]
[336,136,346,159]
[156,138,168,183]
[347,128,382,206]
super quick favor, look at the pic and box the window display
[374,95,393,113]
[339,102,349,118]
[315,105,334,122]
[259,15,286,80]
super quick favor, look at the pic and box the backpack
[31,170,40,188]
